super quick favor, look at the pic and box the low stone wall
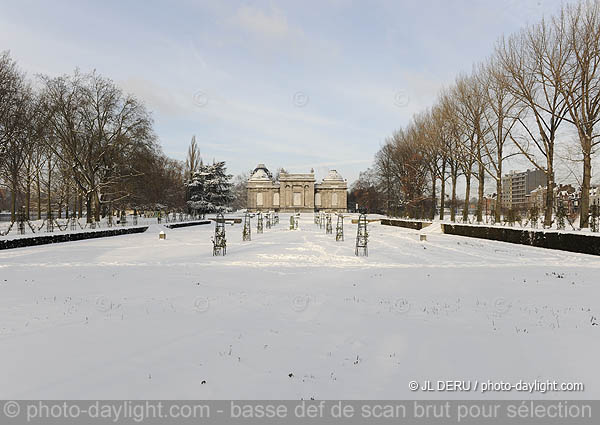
[165,220,212,229]
[380,219,432,230]
[0,226,149,250]
[442,224,600,256]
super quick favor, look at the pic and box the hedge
[442,224,600,256]
[380,219,432,230]
[0,226,149,250]
[165,220,212,229]
[381,218,600,256]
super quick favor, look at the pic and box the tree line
[358,0,600,228]
[0,52,186,222]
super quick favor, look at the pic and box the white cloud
[119,77,190,117]
[223,4,340,63]
[231,5,293,39]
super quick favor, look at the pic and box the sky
[0,0,567,185]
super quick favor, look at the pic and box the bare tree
[496,21,570,226]
[374,142,398,215]
[0,55,37,220]
[41,70,154,222]
[478,59,522,222]
[453,72,489,222]
[439,92,464,222]
[429,105,450,220]
[550,1,600,227]
[126,146,185,212]
[348,168,384,213]
[0,51,21,162]
[390,127,430,217]
[417,110,444,220]
[230,171,250,211]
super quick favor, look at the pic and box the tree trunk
[544,171,554,228]
[10,173,19,221]
[477,161,484,223]
[10,189,16,222]
[47,156,52,219]
[495,178,502,223]
[25,177,31,221]
[36,170,41,220]
[495,148,503,223]
[450,174,457,222]
[86,192,93,223]
[94,190,101,222]
[579,146,592,228]
[439,160,446,220]
[65,185,70,218]
[463,173,471,221]
[431,174,436,220]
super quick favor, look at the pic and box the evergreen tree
[186,161,233,216]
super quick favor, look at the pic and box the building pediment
[279,173,316,183]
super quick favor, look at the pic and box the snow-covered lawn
[0,214,598,399]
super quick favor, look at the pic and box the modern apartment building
[501,169,547,210]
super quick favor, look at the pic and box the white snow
[420,223,443,234]
[0,214,599,399]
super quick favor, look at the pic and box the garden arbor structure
[212,213,227,256]
[243,213,251,241]
[336,214,344,241]
[325,214,333,234]
[257,212,264,234]
[355,213,368,256]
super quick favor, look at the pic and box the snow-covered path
[1,214,599,399]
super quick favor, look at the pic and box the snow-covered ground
[0,214,598,399]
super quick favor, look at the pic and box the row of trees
[0,51,185,222]
[362,0,600,228]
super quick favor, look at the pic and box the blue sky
[0,0,565,184]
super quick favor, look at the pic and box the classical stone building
[247,164,347,212]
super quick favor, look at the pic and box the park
[1,213,598,399]
[2,1,600,414]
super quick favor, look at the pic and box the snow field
[0,214,598,399]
